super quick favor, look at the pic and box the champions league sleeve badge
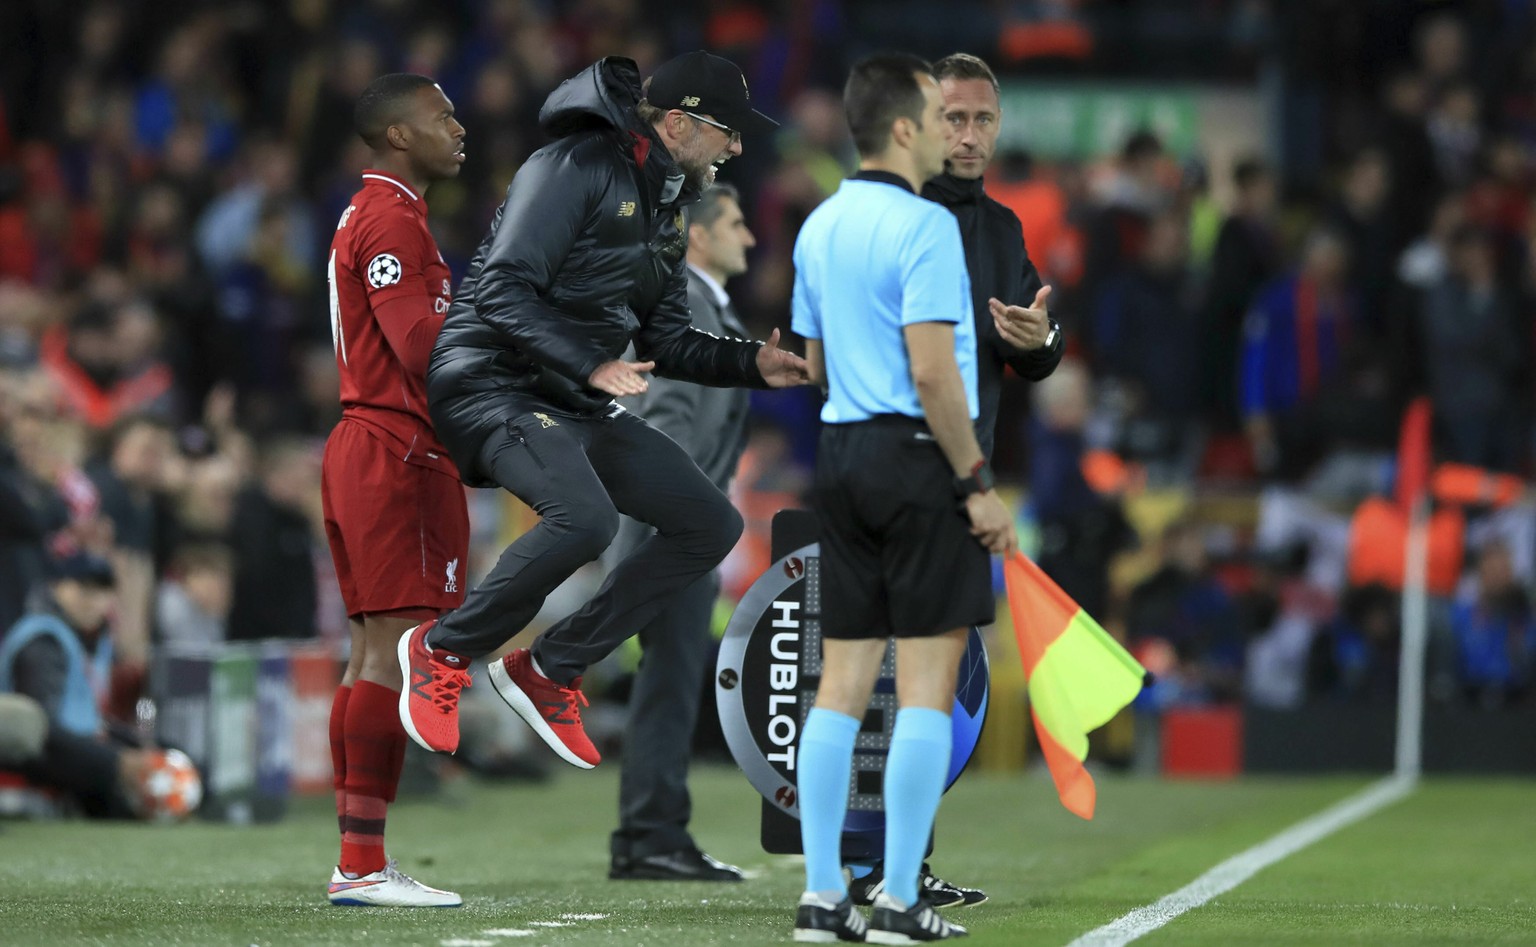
[716,537,990,849]
[367,253,403,288]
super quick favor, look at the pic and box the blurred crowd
[0,0,1533,762]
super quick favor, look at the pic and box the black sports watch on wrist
[954,459,996,498]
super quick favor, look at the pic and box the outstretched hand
[756,329,812,388]
[589,358,655,396]
[989,285,1053,351]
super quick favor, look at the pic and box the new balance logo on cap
[644,50,779,137]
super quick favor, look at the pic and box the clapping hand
[756,329,812,388]
[989,285,1053,351]
[589,358,656,396]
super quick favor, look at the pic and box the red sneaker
[487,648,600,769]
[396,620,472,754]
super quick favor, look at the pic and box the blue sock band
[883,707,952,908]
[798,707,861,896]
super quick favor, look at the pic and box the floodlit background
[0,1,1532,944]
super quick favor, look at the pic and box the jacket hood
[539,56,698,210]
[540,57,645,139]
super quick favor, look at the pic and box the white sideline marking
[1066,775,1416,947]
[439,914,611,939]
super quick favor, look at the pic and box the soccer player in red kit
[322,73,468,907]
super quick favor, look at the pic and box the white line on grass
[1066,775,1416,947]
[440,915,604,945]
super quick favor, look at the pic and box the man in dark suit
[607,183,754,881]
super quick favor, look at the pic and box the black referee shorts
[813,415,994,640]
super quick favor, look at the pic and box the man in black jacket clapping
[399,52,808,766]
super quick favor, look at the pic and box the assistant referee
[788,53,1016,944]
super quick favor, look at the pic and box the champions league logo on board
[716,544,990,826]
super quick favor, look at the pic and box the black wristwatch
[954,459,995,498]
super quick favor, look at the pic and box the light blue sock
[883,707,952,908]
[798,707,860,897]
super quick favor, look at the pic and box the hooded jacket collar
[540,56,696,208]
[923,171,985,206]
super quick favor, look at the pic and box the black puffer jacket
[428,57,767,481]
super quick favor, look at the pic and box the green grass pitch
[0,766,1530,945]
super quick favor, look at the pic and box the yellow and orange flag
[1003,552,1148,820]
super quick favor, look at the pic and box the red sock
[329,684,351,835]
[340,680,405,876]
[383,727,406,804]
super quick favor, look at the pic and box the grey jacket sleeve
[631,279,720,457]
[637,257,767,388]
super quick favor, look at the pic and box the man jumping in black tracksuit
[397,51,807,768]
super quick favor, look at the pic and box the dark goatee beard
[684,163,712,192]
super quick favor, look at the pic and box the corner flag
[1003,552,1148,819]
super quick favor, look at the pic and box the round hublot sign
[717,543,990,828]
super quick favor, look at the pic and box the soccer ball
[138,748,203,823]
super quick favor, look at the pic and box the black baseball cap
[646,50,779,137]
[47,551,116,588]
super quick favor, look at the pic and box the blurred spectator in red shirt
[39,297,175,430]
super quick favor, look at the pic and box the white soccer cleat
[327,859,463,907]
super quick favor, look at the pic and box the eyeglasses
[684,111,740,145]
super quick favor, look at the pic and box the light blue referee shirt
[792,171,977,424]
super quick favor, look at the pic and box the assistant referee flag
[1004,552,1148,819]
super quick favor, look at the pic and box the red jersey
[327,170,456,476]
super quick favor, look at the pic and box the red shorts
[321,420,469,617]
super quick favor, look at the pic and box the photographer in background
[0,552,156,818]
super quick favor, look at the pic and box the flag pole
[1394,496,1428,780]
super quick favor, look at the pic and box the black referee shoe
[867,892,968,943]
[847,863,987,909]
[609,847,744,882]
[793,892,869,943]
[919,865,988,908]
